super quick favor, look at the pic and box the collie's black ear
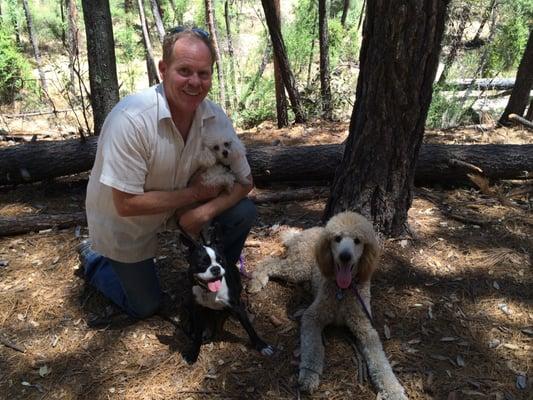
[206,223,225,253]
[178,227,200,253]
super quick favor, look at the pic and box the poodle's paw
[298,368,320,393]
[247,273,269,293]
[376,389,408,400]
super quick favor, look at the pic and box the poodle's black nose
[210,266,221,276]
[339,251,352,263]
[222,150,228,158]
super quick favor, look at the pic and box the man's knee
[127,294,160,319]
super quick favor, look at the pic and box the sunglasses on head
[167,26,209,38]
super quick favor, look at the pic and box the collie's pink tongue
[207,279,222,292]
[336,265,352,289]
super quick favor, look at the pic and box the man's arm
[112,175,222,217]
[178,174,254,235]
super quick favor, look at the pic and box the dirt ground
[0,119,531,400]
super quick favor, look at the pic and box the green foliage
[484,0,532,75]
[0,27,33,104]
[236,77,276,129]
[31,1,65,45]
[426,85,480,129]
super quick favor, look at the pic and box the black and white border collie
[179,227,274,364]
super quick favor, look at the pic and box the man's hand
[189,172,222,202]
[178,206,211,237]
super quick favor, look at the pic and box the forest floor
[0,118,531,400]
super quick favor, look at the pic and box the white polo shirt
[85,84,250,263]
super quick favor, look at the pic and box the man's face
[159,36,213,116]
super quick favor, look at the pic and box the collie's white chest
[192,278,231,310]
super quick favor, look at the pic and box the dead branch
[508,113,533,131]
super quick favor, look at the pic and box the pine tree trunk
[205,0,228,110]
[150,0,165,43]
[341,0,350,27]
[81,0,120,135]
[318,0,332,120]
[437,4,468,84]
[261,0,306,123]
[499,29,533,126]
[224,0,238,111]
[66,0,79,93]
[137,0,160,86]
[324,0,449,236]
[273,0,288,127]
[21,0,48,94]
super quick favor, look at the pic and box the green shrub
[0,28,32,104]
[427,85,472,128]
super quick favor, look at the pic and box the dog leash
[335,285,374,325]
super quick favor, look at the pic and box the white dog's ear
[315,230,334,278]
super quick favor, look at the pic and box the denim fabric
[81,198,257,318]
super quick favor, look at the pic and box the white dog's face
[330,234,364,289]
[209,140,235,166]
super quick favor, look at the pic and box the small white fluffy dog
[197,131,251,191]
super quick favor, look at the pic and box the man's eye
[199,71,211,79]
[178,68,191,76]
[214,145,219,151]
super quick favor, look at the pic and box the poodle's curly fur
[196,131,250,191]
[248,212,408,399]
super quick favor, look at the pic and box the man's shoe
[75,239,92,279]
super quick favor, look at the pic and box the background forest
[0,0,531,131]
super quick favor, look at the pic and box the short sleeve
[98,110,150,194]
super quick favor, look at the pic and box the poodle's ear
[315,229,335,278]
[356,232,380,283]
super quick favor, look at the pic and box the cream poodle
[196,130,251,191]
[248,211,408,399]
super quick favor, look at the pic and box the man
[79,27,255,322]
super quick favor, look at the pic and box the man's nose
[188,73,201,86]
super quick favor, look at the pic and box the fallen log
[0,137,532,187]
[445,78,515,90]
[509,113,533,131]
[0,187,330,237]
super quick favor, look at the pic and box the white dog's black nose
[222,150,228,158]
[210,266,221,276]
[339,251,352,263]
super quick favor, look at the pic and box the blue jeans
[81,198,257,318]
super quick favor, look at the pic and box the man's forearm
[199,181,253,221]
[112,187,199,217]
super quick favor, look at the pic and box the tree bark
[261,0,306,123]
[137,0,160,86]
[499,29,533,126]
[66,0,79,93]
[1,139,531,187]
[341,0,350,27]
[224,0,238,111]
[150,0,166,43]
[318,0,332,120]
[205,0,228,110]
[81,0,120,135]
[21,0,48,94]
[273,0,288,128]
[324,0,450,236]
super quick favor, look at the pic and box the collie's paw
[298,368,320,393]
[182,348,200,365]
[377,389,408,400]
[260,344,275,357]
